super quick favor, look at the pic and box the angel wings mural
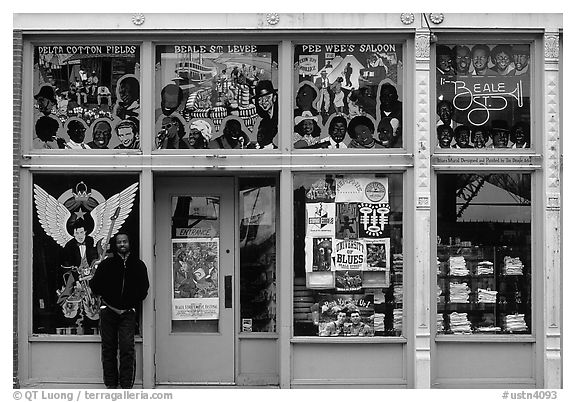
[33,180,138,332]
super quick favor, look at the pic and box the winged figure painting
[33,181,138,329]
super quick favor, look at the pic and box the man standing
[314,70,331,114]
[90,232,149,389]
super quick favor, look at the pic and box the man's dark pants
[99,307,136,388]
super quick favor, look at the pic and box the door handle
[224,275,232,308]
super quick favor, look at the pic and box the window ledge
[29,334,143,342]
[435,334,536,343]
[291,336,407,344]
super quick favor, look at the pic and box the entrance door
[155,177,235,384]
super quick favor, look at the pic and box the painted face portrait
[296,84,316,111]
[117,126,135,147]
[494,51,511,72]
[437,54,453,73]
[330,121,347,143]
[73,227,86,244]
[455,46,471,74]
[118,77,139,105]
[492,130,510,148]
[455,126,471,147]
[91,121,112,148]
[472,47,489,72]
[354,123,374,146]
[379,84,398,112]
[257,93,276,113]
[437,101,453,124]
[513,53,530,71]
[437,126,453,148]
[473,129,488,148]
[302,119,315,136]
[161,116,180,140]
[512,124,527,145]
[223,119,243,140]
[68,122,86,143]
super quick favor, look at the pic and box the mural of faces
[32,45,140,150]
[435,43,531,150]
[294,43,403,149]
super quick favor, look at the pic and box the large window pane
[154,45,279,150]
[32,174,140,335]
[33,45,140,150]
[239,178,277,333]
[435,44,531,150]
[436,173,532,334]
[293,173,403,337]
[293,43,403,149]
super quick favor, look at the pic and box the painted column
[543,31,562,389]
[413,26,432,388]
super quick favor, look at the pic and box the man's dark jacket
[90,253,149,310]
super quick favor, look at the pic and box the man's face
[438,103,453,123]
[513,126,526,144]
[379,87,396,111]
[117,127,135,147]
[336,312,346,324]
[513,53,529,71]
[119,82,135,104]
[492,130,509,148]
[296,86,315,109]
[92,122,111,148]
[330,121,346,143]
[224,121,242,140]
[455,47,471,74]
[115,234,130,255]
[494,51,511,71]
[69,124,86,143]
[73,227,86,244]
[257,93,275,113]
[302,119,314,136]
[161,117,179,140]
[437,54,453,73]
[36,96,54,115]
[472,48,489,71]
[473,130,487,148]
[455,129,471,147]
[351,312,361,325]
[189,128,202,144]
[438,128,453,148]
[354,124,374,146]
[161,89,180,114]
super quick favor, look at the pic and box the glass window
[32,174,140,335]
[154,44,279,150]
[33,45,140,150]
[436,173,531,334]
[435,44,530,150]
[293,173,403,337]
[293,43,403,149]
[170,196,221,333]
[239,178,277,333]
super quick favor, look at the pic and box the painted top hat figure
[35,85,57,116]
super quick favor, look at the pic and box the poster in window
[435,44,531,150]
[305,237,333,272]
[365,238,391,270]
[335,176,388,204]
[306,202,335,237]
[305,178,336,203]
[32,174,140,335]
[335,203,358,239]
[172,239,219,320]
[318,293,374,337]
[333,239,366,270]
[294,43,403,149]
[33,45,140,150]
[154,44,279,150]
[357,203,390,238]
[335,270,363,292]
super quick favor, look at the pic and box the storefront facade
[13,13,563,389]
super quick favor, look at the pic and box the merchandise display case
[437,244,531,334]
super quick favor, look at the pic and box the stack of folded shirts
[437,313,444,332]
[477,288,497,303]
[504,314,528,332]
[393,308,402,331]
[476,261,494,275]
[449,282,470,303]
[503,256,524,275]
[437,284,443,303]
[437,257,442,274]
[373,313,385,332]
[476,326,502,333]
[393,284,403,303]
[449,256,469,276]
[449,312,472,333]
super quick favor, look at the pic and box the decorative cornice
[266,13,280,26]
[400,13,415,25]
[131,13,145,26]
[544,34,559,60]
[415,33,430,59]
